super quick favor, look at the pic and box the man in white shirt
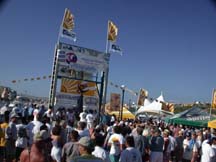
[201,139,215,162]
[26,109,42,145]
[86,109,94,129]
[92,134,111,162]
[119,136,142,162]
[79,110,87,122]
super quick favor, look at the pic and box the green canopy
[165,107,214,127]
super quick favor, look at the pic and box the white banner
[55,92,99,110]
[57,43,110,73]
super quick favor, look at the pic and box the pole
[48,45,58,109]
[98,72,105,124]
[121,88,125,121]
[103,21,110,109]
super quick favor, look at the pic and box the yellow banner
[108,21,118,42]
[62,8,74,30]
[60,78,97,96]
[137,88,148,106]
[162,103,175,113]
[110,93,121,111]
[212,89,216,109]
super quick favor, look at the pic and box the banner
[60,78,98,97]
[110,93,121,111]
[137,88,148,106]
[62,8,74,30]
[108,21,118,42]
[55,92,99,110]
[57,43,110,74]
[212,89,216,108]
[109,42,122,55]
[162,103,175,113]
[60,8,76,41]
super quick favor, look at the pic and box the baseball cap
[78,137,91,147]
[34,130,49,141]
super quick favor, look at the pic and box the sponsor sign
[55,92,99,110]
[60,78,98,97]
[186,116,210,121]
[57,43,110,74]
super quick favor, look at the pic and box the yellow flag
[108,21,118,42]
[137,88,148,106]
[212,89,216,108]
[62,8,74,30]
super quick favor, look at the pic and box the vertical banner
[212,89,216,109]
[60,8,76,41]
[162,103,175,113]
[110,93,121,111]
[137,88,148,107]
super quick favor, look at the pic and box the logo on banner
[66,53,77,64]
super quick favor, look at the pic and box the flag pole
[49,8,66,110]
[103,20,110,110]
[57,8,67,43]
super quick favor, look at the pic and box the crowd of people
[0,101,216,162]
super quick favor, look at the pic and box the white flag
[109,42,122,55]
[61,28,77,42]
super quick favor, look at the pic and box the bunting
[11,75,52,83]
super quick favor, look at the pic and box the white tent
[143,98,151,106]
[136,94,173,115]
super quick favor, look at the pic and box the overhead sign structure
[50,42,110,112]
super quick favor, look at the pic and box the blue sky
[0,0,216,104]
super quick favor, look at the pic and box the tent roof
[107,107,135,119]
[165,107,213,127]
[136,94,166,115]
[143,98,151,106]
[208,119,216,129]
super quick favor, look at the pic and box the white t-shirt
[77,128,90,138]
[201,140,215,162]
[86,113,94,123]
[92,146,111,162]
[79,112,87,122]
[26,120,42,145]
[108,133,125,155]
[119,147,142,162]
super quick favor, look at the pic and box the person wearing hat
[71,136,103,162]
[20,130,52,162]
[5,112,18,162]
